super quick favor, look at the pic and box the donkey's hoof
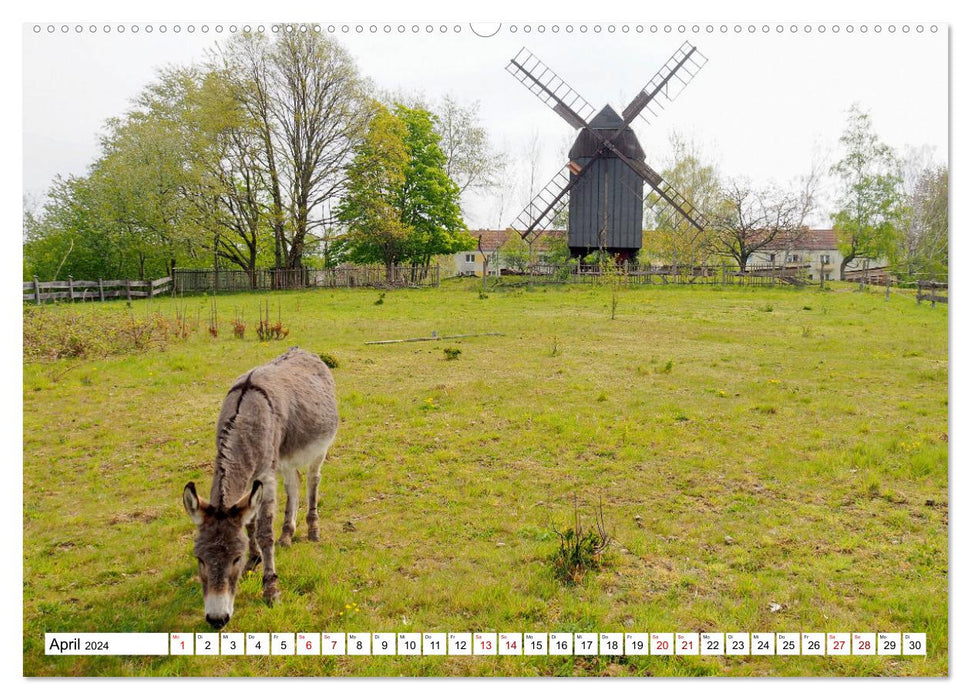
[263,585,281,607]
[244,554,263,573]
[277,535,292,548]
[308,526,320,542]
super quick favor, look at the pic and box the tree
[436,95,505,197]
[830,106,905,279]
[184,67,272,285]
[336,103,412,279]
[645,133,721,265]
[218,31,371,270]
[898,147,948,278]
[392,104,471,272]
[707,180,808,271]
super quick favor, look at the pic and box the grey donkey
[182,347,338,629]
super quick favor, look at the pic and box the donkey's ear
[232,480,263,526]
[182,482,208,525]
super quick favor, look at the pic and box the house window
[787,254,800,263]
[821,254,831,264]
[768,253,776,263]
[465,253,476,263]
[825,273,832,281]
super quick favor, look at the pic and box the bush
[23,306,182,361]
[550,496,611,585]
[319,352,339,369]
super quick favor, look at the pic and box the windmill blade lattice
[510,162,580,241]
[622,42,708,128]
[644,177,710,234]
[506,48,597,130]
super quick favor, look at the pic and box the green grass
[22,280,948,676]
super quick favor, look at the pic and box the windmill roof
[588,104,624,129]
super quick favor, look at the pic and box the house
[451,229,566,277]
[747,229,886,281]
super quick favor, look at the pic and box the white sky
[22,23,947,229]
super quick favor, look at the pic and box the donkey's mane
[214,371,274,508]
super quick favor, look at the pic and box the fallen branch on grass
[365,332,504,345]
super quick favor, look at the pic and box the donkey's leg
[244,519,262,573]
[306,452,325,542]
[256,478,280,606]
[278,467,299,547]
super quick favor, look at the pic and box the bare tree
[709,179,807,271]
[437,94,505,197]
[218,30,371,271]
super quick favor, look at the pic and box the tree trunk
[840,255,854,281]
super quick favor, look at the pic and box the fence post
[98,278,105,302]
[33,276,41,305]
[148,278,154,299]
[931,282,937,309]
[125,279,131,302]
[67,275,74,302]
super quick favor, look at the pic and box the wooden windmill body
[506,43,710,261]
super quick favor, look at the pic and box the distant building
[451,230,566,277]
[747,229,886,281]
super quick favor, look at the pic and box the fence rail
[23,276,172,304]
[494,262,810,287]
[916,280,948,307]
[173,265,440,294]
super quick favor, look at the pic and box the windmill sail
[506,48,596,130]
[622,42,708,127]
[510,162,581,240]
[643,175,709,234]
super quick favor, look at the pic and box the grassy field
[22,279,948,676]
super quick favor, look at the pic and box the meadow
[22,279,948,676]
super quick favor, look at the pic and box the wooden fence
[173,265,440,294]
[917,280,948,307]
[23,276,172,304]
[495,262,810,287]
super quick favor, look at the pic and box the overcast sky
[22,22,948,229]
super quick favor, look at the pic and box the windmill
[506,42,709,261]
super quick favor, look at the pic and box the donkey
[182,347,338,629]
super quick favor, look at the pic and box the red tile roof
[468,229,566,252]
[760,229,837,251]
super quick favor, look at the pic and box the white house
[451,229,566,277]
[747,229,886,281]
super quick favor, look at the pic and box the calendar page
[21,12,948,679]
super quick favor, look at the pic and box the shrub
[23,306,181,361]
[443,347,461,361]
[550,496,611,585]
[319,352,339,369]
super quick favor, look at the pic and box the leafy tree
[392,104,472,272]
[644,133,721,265]
[183,67,273,284]
[24,175,123,281]
[336,104,411,278]
[831,106,905,279]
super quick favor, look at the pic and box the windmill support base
[570,247,639,263]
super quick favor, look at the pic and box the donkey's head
[182,480,262,629]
